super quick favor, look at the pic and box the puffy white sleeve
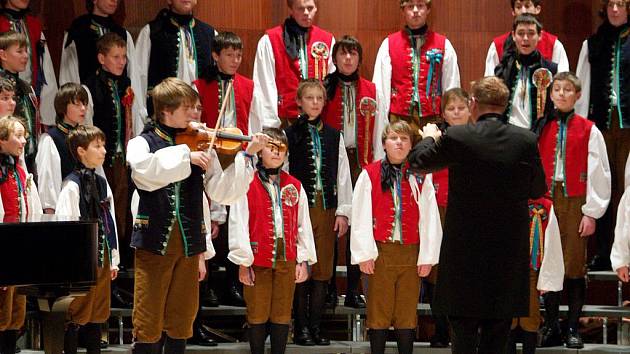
[35,134,62,210]
[612,188,630,271]
[626,153,630,191]
[484,42,499,77]
[336,135,352,219]
[105,181,120,270]
[210,200,227,224]
[59,32,80,86]
[575,41,591,118]
[227,193,253,266]
[537,205,564,291]
[328,36,337,74]
[134,25,152,118]
[582,126,611,219]
[55,180,81,217]
[297,186,317,265]
[83,85,94,127]
[373,38,391,135]
[126,31,147,137]
[442,39,461,91]
[126,136,192,191]
[202,194,216,260]
[372,87,386,161]
[26,173,42,216]
[553,39,570,73]
[205,150,256,205]
[417,174,442,266]
[38,32,58,127]
[252,35,279,128]
[350,170,378,264]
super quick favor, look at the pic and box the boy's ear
[76,146,87,159]
[97,53,106,66]
[0,49,7,63]
[576,92,582,102]
[211,51,220,62]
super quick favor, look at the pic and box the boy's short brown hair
[67,125,106,162]
[381,120,414,145]
[512,14,542,33]
[287,0,318,7]
[0,115,27,141]
[96,32,126,56]
[332,35,363,65]
[55,83,89,124]
[0,31,27,51]
[262,127,288,147]
[552,72,582,94]
[212,31,243,54]
[470,76,510,110]
[0,77,14,95]
[400,0,432,8]
[441,88,470,112]
[296,78,326,100]
[151,77,199,122]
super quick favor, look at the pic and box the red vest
[432,168,449,208]
[0,163,28,219]
[388,30,446,118]
[528,197,552,271]
[494,30,557,62]
[364,160,421,245]
[0,14,42,92]
[266,25,334,119]
[194,74,253,135]
[321,77,376,168]
[538,114,592,197]
[247,171,302,268]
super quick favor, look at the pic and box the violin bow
[208,80,235,150]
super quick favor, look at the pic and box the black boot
[539,291,562,347]
[224,263,245,306]
[395,329,415,354]
[522,330,537,354]
[163,336,185,354]
[200,273,219,308]
[326,237,339,310]
[64,324,79,354]
[369,329,388,354]
[190,321,217,346]
[309,280,330,345]
[293,282,314,346]
[1,331,16,354]
[345,235,365,309]
[83,323,102,354]
[132,342,162,354]
[269,323,289,354]
[506,329,517,354]
[248,323,267,354]
[565,327,583,349]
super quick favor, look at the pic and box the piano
[0,214,98,354]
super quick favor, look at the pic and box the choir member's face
[401,0,430,29]
[288,0,317,28]
[98,45,127,77]
[4,0,29,11]
[511,1,541,17]
[64,100,87,127]
[607,0,629,27]
[335,48,360,76]
[92,0,118,16]
[212,47,243,76]
[297,86,325,120]
[512,23,540,56]
[442,97,470,126]
[0,90,16,117]
[0,123,25,158]
[162,102,196,129]
[551,80,581,113]
[0,44,28,74]
[190,100,202,121]
[261,143,287,169]
[168,0,197,15]
[384,130,412,164]
[78,138,106,169]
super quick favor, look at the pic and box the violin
[175,122,287,155]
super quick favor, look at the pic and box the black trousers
[449,317,512,354]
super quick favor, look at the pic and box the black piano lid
[0,214,98,287]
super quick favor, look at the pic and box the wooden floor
[17,342,630,353]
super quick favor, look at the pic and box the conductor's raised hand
[191,151,211,170]
[419,123,442,142]
[246,133,272,155]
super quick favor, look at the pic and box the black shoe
[343,294,366,308]
[190,324,218,347]
[310,326,330,346]
[565,328,584,349]
[588,254,612,271]
[100,340,108,349]
[223,284,246,307]
[201,288,220,308]
[293,327,315,346]
[111,288,133,308]
[538,324,562,347]
[324,289,337,309]
[429,335,449,348]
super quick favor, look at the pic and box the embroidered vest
[47,126,76,179]
[0,161,28,219]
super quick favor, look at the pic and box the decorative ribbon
[533,68,552,120]
[311,41,330,80]
[425,49,443,112]
[359,97,377,166]
[529,205,547,271]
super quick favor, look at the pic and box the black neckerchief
[556,109,574,123]
[0,153,16,184]
[380,158,403,192]
[168,9,193,26]
[2,8,28,20]
[90,13,115,28]
[98,67,124,85]
[406,24,428,49]
[256,159,281,183]
[324,70,359,101]
[283,16,309,60]
[75,163,101,220]
[517,50,541,67]
[57,121,77,135]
